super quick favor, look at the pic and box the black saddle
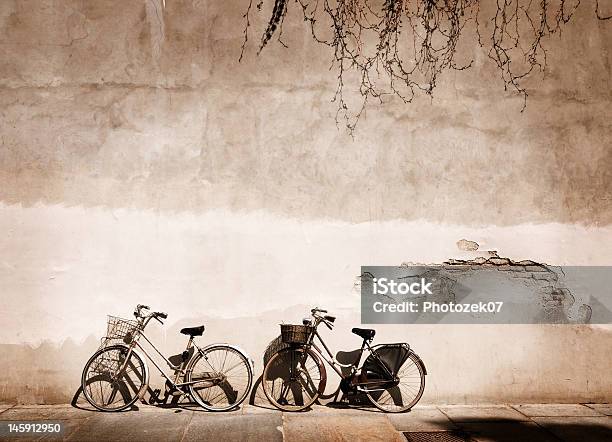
[180,325,205,337]
[352,327,375,340]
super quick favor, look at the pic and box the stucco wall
[0,0,611,404]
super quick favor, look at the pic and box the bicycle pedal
[149,389,162,404]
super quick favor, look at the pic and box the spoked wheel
[365,352,425,413]
[187,345,253,411]
[81,344,147,412]
[262,347,326,411]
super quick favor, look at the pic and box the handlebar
[152,312,168,324]
[134,305,168,323]
[310,307,335,330]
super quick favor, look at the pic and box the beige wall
[0,0,611,404]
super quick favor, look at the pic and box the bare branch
[245,0,603,133]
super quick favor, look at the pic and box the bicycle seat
[180,325,205,337]
[352,328,375,340]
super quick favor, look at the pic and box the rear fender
[410,351,427,375]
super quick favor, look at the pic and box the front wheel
[187,345,253,411]
[81,344,147,412]
[366,352,426,413]
[262,347,326,411]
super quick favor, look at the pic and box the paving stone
[283,413,404,442]
[513,403,605,417]
[306,404,376,415]
[12,405,75,409]
[0,406,90,440]
[183,413,283,442]
[66,410,193,442]
[0,407,92,421]
[532,416,612,442]
[242,403,280,414]
[1,403,610,441]
[38,418,94,441]
[439,405,529,422]
[456,421,558,442]
[583,404,612,416]
[387,406,458,431]
[0,405,15,414]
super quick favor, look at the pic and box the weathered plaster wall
[0,0,611,404]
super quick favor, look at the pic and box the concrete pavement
[0,403,610,441]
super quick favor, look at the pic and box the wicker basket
[280,324,313,345]
[105,316,139,343]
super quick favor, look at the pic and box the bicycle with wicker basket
[262,307,426,413]
[81,304,253,412]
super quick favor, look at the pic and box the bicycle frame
[306,319,396,387]
[116,315,221,392]
[309,329,356,377]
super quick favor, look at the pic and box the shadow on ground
[70,383,243,414]
[407,417,612,442]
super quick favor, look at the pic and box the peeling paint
[457,239,479,251]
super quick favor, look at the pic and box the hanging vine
[240,0,609,132]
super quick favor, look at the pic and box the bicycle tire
[186,345,253,411]
[365,351,425,413]
[81,344,147,412]
[262,346,327,412]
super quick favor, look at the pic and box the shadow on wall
[0,306,303,404]
[0,308,611,405]
[0,338,100,404]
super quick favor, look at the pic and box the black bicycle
[262,307,427,412]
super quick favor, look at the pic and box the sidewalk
[0,403,610,441]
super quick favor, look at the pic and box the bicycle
[262,307,426,413]
[81,304,253,412]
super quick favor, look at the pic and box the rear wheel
[187,345,253,411]
[366,352,425,413]
[262,347,326,411]
[81,345,147,412]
